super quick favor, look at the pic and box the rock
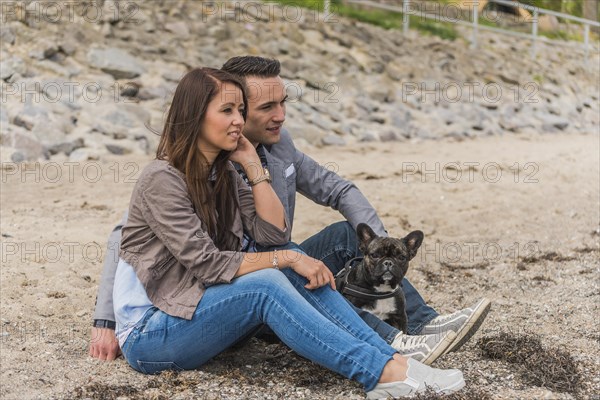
[0,27,15,45]
[47,138,85,156]
[0,56,26,81]
[0,128,47,161]
[28,39,58,60]
[499,115,536,133]
[165,21,190,38]
[30,115,72,145]
[539,114,570,132]
[13,100,50,131]
[120,82,140,97]
[386,63,412,81]
[210,25,230,41]
[369,114,387,124]
[58,40,78,56]
[10,152,25,162]
[310,114,335,132]
[101,0,121,23]
[138,85,173,101]
[283,25,305,45]
[162,68,185,82]
[379,129,402,142]
[498,74,519,86]
[302,71,327,91]
[105,143,132,155]
[539,15,560,32]
[87,47,146,79]
[321,134,346,146]
[359,132,378,142]
[354,96,378,113]
[85,103,151,139]
[68,148,99,162]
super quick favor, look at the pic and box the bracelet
[249,174,271,187]
[93,319,116,330]
[272,249,279,270]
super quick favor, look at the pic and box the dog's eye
[370,253,380,259]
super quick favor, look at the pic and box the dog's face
[356,223,423,287]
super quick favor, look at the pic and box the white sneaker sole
[421,331,457,365]
[444,298,491,354]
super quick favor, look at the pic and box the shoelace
[395,334,431,351]
[430,308,468,324]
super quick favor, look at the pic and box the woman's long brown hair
[156,68,248,250]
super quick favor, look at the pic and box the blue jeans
[300,222,439,335]
[120,267,396,391]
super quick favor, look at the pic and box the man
[90,56,490,365]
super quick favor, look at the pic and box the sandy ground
[1,132,599,399]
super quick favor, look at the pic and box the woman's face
[197,82,245,156]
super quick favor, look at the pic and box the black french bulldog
[337,223,423,333]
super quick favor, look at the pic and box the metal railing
[324,0,600,64]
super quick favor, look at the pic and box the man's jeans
[120,267,396,391]
[300,221,439,336]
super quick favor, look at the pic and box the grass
[269,0,596,44]
[268,0,459,40]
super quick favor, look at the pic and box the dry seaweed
[440,261,490,271]
[71,382,141,400]
[405,386,493,400]
[520,251,576,264]
[478,331,581,395]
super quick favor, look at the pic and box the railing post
[584,24,590,65]
[471,1,479,49]
[324,0,330,17]
[403,0,410,35]
[531,8,538,59]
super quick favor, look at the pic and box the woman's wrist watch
[249,167,272,186]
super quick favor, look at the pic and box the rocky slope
[1,0,598,162]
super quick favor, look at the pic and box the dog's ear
[404,230,424,260]
[357,223,377,254]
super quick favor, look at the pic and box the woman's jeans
[121,267,397,391]
[300,222,439,336]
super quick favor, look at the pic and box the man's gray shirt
[93,128,386,322]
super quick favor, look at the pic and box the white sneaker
[390,331,456,365]
[419,298,491,354]
[366,358,465,399]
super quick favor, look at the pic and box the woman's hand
[283,251,337,291]
[230,134,261,175]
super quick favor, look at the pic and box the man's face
[242,75,287,146]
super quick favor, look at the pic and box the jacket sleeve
[140,168,243,286]
[92,211,128,322]
[235,171,291,246]
[294,147,388,237]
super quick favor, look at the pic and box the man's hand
[89,327,121,361]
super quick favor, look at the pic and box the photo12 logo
[401,162,540,184]
[418,241,541,264]
[401,81,539,105]
[199,1,338,23]
[1,162,140,184]
[0,1,142,24]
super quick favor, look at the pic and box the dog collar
[335,257,403,300]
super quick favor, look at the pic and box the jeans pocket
[136,360,184,375]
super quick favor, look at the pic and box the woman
[113,68,465,399]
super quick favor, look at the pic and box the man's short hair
[222,56,281,80]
